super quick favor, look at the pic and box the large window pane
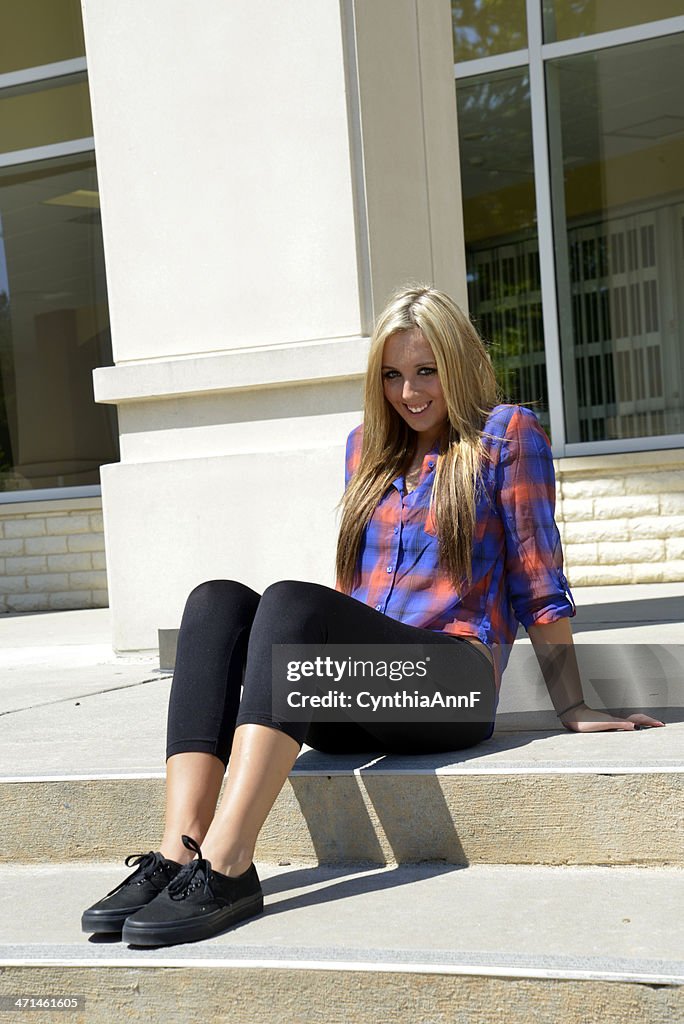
[0,77,93,156]
[0,154,118,492]
[452,1,527,63]
[548,34,684,442]
[543,0,684,43]
[456,70,549,430]
[0,0,85,74]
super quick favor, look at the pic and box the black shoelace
[167,835,214,900]
[105,850,168,897]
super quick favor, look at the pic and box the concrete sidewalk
[1,585,682,1024]
[0,582,682,778]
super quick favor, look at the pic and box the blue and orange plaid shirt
[337,403,576,690]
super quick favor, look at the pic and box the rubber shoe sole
[81,901,152,934]
[121,891,264,947]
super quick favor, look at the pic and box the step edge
[1,765,683,784]
[0,953,682,986]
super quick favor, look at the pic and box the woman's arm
[527,616,665,732]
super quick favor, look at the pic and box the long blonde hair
[335,284,506,594]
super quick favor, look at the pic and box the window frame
[0,55,105,505]
[454,8,684,456]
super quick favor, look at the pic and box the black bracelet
[557,699,586,717]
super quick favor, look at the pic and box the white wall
[84,0,467,651]
[81,0,363,362]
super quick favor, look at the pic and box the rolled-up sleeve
[496,406,577,629]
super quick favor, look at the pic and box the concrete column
[84,0,466,651]
[348,0,467,322]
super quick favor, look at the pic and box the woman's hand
[527,620,666,733]
[560,702,666,733]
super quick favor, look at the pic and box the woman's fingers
[562,707,666,732]
[626,713,666,729]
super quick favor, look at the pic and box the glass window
[543,0,684,44]
[452,0,527,63]
[0,0,85,74]
[0,76,93,157]
[0,154,118,492]
[547,34,684,442]
[456,69,549,429]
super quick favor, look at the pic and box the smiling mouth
[404,401,431,415]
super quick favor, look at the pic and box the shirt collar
[390,440,441,492]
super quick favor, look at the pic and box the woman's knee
[259,580,325,614]
[182,579,259,621]
[255,580,329,639]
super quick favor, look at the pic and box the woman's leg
[197,579,497,874]
[81,578,263,933]
[198,725,301,875]
[161,579,261,860]
[159,753,226,864]
[102,578,496,944]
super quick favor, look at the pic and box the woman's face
[382,328,449,446]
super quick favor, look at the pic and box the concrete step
[3,724,683,866]
[0,862,681,1024]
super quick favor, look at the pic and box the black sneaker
[81,850,183,934]
[121,834,263,947]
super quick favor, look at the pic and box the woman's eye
[383,368,436,380]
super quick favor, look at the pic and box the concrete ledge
[1,963,680,1024]
[0,496,102,517]
[93,335,370,404]
[2,763,681,866]
[1,970,679,1024]
[557,447,684,473]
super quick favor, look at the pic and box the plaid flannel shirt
[336,404,577,690]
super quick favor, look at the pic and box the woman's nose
[402,379,419,400]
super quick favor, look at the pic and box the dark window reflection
[548,34,684,442]
[452,0,527,63]
[543,0,684,44]
[0,0,85,75]
[0,154,119,491]
[456,69,550,433]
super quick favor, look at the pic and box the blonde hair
[335,284,506,594]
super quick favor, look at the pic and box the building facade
[0,0,114,613]
[1,1,683,650]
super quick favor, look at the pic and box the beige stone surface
[598,541,665,565]
[3,770,681,867]
[563,520,630,544]
[625,470,684,493]
[0,500,106,612]
[559,498,595,521]
[630,516,684,539]
[561,478,626,499]
[3,519,47,538]
[0,965,680,1024]
[593,495,659,519]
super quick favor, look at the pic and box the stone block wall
[0,496,108,613]
[557,448,684,586]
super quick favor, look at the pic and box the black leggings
[166,580,497,766]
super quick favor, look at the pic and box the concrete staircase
[0,597,683,1023]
